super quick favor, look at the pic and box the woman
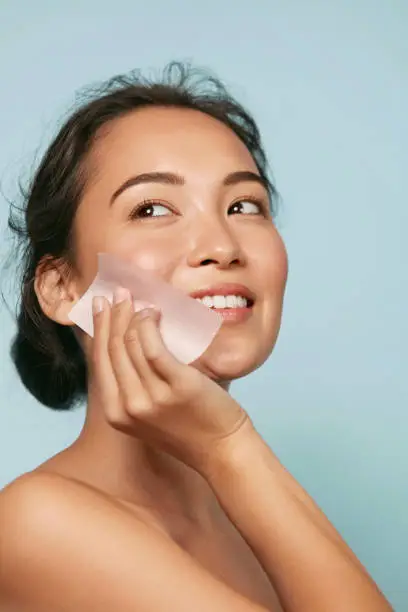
[0,62,391,611]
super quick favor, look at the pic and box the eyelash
[229,196,269,216]
[128,199,177,220]
[128,196,269,220]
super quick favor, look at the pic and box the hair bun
[11,311,87,410]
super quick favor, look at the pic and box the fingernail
[138,307,155,319]
[113,287,131,304]
[92,296,105,314]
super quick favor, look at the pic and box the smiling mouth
[194,294,254,310]
[192,294,255,324]
[188,283,256,323]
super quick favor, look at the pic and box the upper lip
[189,283,255,303]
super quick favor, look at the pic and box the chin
[195,340,274,383]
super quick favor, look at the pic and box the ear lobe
[34,259,79,326]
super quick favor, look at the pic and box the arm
[0,472,274,612]
[203,422,393,612]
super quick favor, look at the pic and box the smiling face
[71,106,288,382]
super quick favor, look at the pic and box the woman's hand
[90,288,253,475]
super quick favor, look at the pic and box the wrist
[200,417,269,483]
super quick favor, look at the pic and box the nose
[186,219,246,269]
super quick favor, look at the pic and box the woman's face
[73,106,288,382]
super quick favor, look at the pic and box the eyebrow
[110,170,269,205]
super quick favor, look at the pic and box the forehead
[89,106,258,181]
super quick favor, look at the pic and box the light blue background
[0,1,406,609]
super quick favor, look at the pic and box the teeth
[201,296,214,308]
[213,295,225,309]
[195,295,249,309]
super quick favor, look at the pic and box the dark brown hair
[7,61,278,411]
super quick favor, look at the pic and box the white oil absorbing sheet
[69,253,222,364]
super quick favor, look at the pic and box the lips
[189,283,255,306]
[188,283,255,324]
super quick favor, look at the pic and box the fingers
[108,289,151,415]
[92,288,188,426]
[91,295,122,422]
[130,308,187,385]
[125,307,181,404]
[123,308,167,396]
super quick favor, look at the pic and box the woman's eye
[130,202,172,219]
[228,200,263,215]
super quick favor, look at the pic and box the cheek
[73,218,185,290]
[104,232,185,282]
[250,229,289,292]
[128,249,175,279]
[272,236,289,288]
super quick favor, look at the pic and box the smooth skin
[0,107,392,611]
[0,298,392,611]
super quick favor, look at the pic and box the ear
[34,257,80,326]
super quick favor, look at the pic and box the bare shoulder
[0,471,270,612]
[0,470,126,543]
